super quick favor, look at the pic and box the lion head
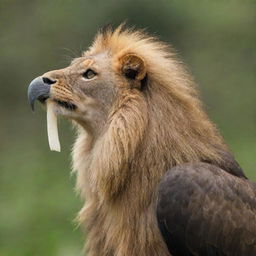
[28,24,232,199]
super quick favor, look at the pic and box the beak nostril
[42,77,57,85]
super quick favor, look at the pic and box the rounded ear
[121,54,146,81]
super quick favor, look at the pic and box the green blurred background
[0,0,256,255]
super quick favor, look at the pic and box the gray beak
[27,76,55,111]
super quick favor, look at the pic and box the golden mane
[89,25,227,161]
[72,25,229,255]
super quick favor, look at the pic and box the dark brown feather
[157,162,256,256]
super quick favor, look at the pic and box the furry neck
[73,79,228,203]
[72,84,227,256]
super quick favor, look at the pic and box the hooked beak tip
[27,76,51,111]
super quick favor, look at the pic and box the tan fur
[68,25,230,256]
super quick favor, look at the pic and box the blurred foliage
[0,0,256,255]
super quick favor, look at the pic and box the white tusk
[47,101,61,152]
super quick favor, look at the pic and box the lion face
[28,49,146,135]
[43,52,117,132]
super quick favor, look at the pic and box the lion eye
[83,69,97,79]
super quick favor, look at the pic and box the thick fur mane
[88,25,227,164]
[72,26,229,256]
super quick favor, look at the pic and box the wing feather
[157,162,256,256]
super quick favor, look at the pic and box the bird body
[157,162,256,256]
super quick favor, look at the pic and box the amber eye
[83,69,97,79]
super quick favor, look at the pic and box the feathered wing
[157,162,256,256]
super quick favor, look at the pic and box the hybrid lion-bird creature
[28,25,256,256]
